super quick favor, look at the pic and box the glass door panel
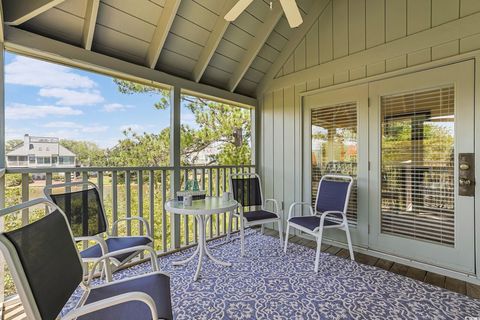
[311,102,358,225]
[381,86,455,246]
[369,61,475,273]
[303,84,369,246]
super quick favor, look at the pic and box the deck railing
[0,164,254,298]
[3,164,254,250]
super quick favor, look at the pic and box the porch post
[252,107,259,170]
[170,85,181,249]
[0,44,6,315]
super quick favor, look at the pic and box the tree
[108,128,171,167]
[6,139,22,152]
[112,79,252,166]
[60,140,106,166]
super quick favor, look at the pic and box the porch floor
[3,228,480,320]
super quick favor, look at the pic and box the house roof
[1,0,314,101]
[7,143,76,157]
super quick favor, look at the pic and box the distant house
[191,143,221,165]
[6,135,76,177]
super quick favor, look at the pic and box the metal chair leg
[278,219,284,247]
[314,229,324,273]
[344,223,355,261]
[283,223,290,253]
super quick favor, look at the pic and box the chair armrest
[76,236,108,255]
[318,211,346,228]
[87,245,159,284]
[62,292,158,320]
[111,217,151,237]
[287,202,314,220]
[264,198,280,215]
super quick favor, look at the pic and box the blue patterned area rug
[65,230,480,319]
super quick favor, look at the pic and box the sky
[5,51,196,148]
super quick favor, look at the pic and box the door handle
[459,153,475,196]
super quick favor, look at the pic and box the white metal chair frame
[44,181,153,270]
[227,172,283,256]
[284,174,355,272]
[0,198,165,320]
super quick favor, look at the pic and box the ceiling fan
[225,0,303,28]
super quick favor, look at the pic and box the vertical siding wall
[259,0,480,227]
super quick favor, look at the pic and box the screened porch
[1,0,480,319]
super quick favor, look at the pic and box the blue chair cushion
[289,215,341,231]
[80,236,151,263]
[316,180,350,213]
[79,273,173,320]
[243,210,278,222]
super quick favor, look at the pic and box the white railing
[3,164,254,252]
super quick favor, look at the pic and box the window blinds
[380,86,455,246]
[311,102,358,224]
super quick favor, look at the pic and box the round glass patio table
[165,197,238,281]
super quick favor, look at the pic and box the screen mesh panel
[311,102,358,224]
[381,86,455,246]
[231,177,263,207]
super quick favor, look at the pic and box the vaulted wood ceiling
[2,0,314,99]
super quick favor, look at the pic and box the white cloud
[5,56,96,89]
[6,104,83,120]
[43,121,82,128]
[39,88,104,106]
[43,121,108,133]
[81,125,109,133]
[5,127,25,141]
[103,103,133,112]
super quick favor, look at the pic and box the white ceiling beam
[0,1,4,42]
[4,26,257,108]
[3,0,65,26]
[192,0,237,83]
[81,0,99,50]
[146,0,181,69]
[256,0,330,96]
[228,4,283,92]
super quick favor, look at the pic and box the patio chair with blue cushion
[44,181,153,276]
[0,198,173,320]
[228,172,283,256]
[284,175,355,272]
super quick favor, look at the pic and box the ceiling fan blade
[224,0,255,21]
[278,0,303,28]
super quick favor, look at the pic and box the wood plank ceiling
[3,0,313,98]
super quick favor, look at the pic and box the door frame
[368,60,476,274]
[297,53,480,282]
[302,84,369,247]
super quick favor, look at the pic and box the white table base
[173,214,231,281]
